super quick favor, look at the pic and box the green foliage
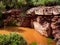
[12,0,27,8]
[26,0,60,6]
[56,0,60,5]
[2,0,27,9]
[0,12,3,27]
[0,32,27,45]
[2,0,15,9]
[17,0,27,6]
[0,0,60,10]
[30,42,37,45]
[0,1,5,11]
[0,12,3,19]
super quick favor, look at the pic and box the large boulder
[26,6,60,15]
[26,6,60,38]
[30,16,60,39]
[26,7,60,39]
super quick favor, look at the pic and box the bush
[2,0,15,9]
[17,0,27,6]
[26,0,60,6]
[0,12,3,19]
[0,32,27,45]
[0,1,6,11]
[0,12,3,27]
[58,0,60,5]
[2,0,27,9]
[0,0,60,10]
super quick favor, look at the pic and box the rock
[56,39,60,45]
[35,7,44,15]
[26,7,37,15]
[20,17,31,27]
[26,16,60,38]
[33,21,49,37]
[52,8,59,15]
[26,6,60,38]
[2,9,21,15]
[26,6,60,15]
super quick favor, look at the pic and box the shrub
[0,12,3,19]
[57,0,60,5]
[1,0,60,10]
[0,1,6,11]
[2,0,27,9]
[0,32,27,45]
[17,0,27,6]
[0,12,3,27]
[26,0,60,6]
[2,0,15,9]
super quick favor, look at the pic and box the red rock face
[3,9,23,26]
[32,16,60,39]
[51,16,60,43]
[20,17,31,27]
[2,9,60,42]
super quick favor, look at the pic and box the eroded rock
[30,16,60,39]
[26,6,60,15]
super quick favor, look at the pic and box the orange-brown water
[0,27,56,45]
